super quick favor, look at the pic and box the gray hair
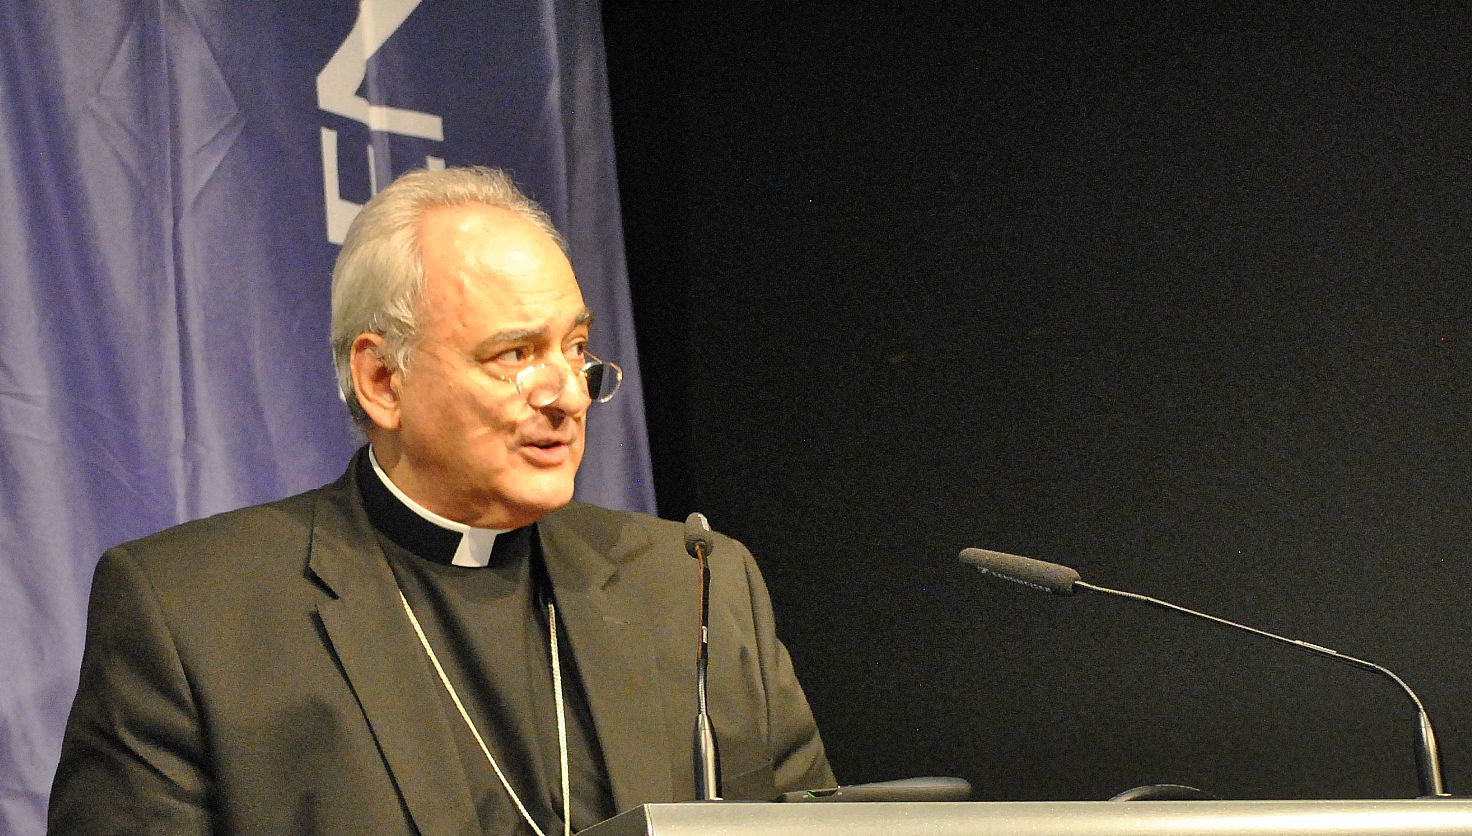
[329,166,564,431]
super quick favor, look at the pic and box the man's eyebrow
[475,328,545,351]
[471,308,595,354]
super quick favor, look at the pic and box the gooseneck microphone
[684,513,721,801]
[958,547,1449,798]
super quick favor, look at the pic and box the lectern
[580,799,1472,835]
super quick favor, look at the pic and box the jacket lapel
[307,465,479,836]
[539,507,675,813]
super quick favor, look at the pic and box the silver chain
[397,590,572,836]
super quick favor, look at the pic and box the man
[50,167,833,834]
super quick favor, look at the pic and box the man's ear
[350,333,402,431]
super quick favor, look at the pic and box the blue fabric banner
[0,3,652,832]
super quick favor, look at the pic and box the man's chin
[492,478,577,527]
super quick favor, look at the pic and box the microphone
[958,547,1450,798]
[684,512,721,801]
[684,512,713,559]
[958,548,1079,594]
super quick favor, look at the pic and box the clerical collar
[364,447,508,568]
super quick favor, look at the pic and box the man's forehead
[421,202,563,267]
[418,202,579,303]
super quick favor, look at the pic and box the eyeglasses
[490,352,623,408]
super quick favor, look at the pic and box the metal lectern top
[578,799,1472,836]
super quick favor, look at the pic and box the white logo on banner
[317,0,446,244]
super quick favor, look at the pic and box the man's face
[377,202,592,529]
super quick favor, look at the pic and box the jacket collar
[307,452,481,836]
[306,452,676,824]
[537,504,675,812]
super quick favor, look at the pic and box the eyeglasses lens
[516,358,621,406]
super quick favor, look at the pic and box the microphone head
[959,548,1080,595]
[684,512,713,559]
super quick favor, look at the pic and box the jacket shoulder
[105,479,347,579]
[553,501,682,537]
[547,502,758,576]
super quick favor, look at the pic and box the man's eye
[492,347,532,365]
[567,341,588,360]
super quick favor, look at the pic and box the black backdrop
[602,3,1472,801]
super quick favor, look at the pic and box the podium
[580,799,1472,835]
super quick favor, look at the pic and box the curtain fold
[0,3,652,833]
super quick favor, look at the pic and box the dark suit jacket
[50,457,834,834]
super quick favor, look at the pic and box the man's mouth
[520,437,574,465]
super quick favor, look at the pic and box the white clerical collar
[368,447,507,568]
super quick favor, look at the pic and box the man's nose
[538,360,591,416]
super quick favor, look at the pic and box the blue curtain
[0,2,653,832]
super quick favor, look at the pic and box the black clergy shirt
[357,451,616,834]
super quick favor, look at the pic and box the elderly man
[50,167,833,834]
